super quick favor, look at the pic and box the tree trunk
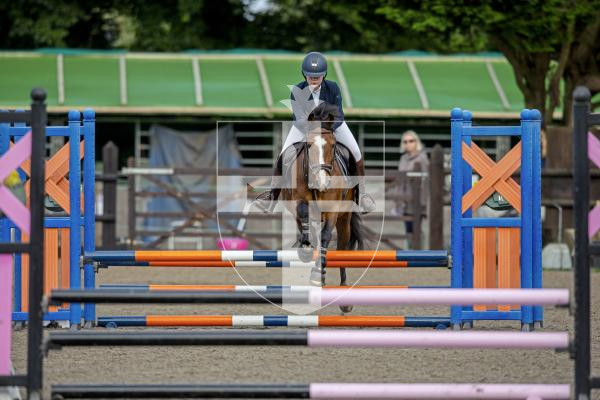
[563,13,600,125]
[493,38,550,119]
[562,79,574,126]
[546,20,574,127]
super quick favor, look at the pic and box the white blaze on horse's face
[313,135,330,192]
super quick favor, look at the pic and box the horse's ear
[327,111,335,131]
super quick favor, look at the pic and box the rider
[255,51,376,214]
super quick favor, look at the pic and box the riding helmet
[301,52,328,77]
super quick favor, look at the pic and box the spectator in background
[394,130,429,238]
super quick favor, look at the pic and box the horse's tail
[349,212,366,250]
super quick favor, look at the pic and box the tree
[2,0,599,123]
[562,12,600,122]
[0,0,251,51]
[377,0,600,126]
[245,0,419,53]
[114,0,250,51]
[0,1,115,49]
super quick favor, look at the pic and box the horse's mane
[308,103,341,132]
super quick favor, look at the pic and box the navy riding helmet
[301,52,327,78]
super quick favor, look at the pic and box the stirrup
[359,193,376,214]
[254,190,277,214]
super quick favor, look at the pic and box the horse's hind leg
[336,213,353,313]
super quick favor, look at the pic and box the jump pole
[97,315,451,328]
[98,284,449,291]
[96,260,445,268]
[49,288,570,307]
[46,330,569,350]
[51,383,571,399]
[84,249,449,263]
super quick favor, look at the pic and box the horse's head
[306,103,339,192]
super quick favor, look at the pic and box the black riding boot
[254,155,283,214]
[356,159,376,214]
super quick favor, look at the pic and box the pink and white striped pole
[308,288,570,307]
[307,330,569,349]
[309,383,570,399]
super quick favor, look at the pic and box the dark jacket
[291,80,344,131]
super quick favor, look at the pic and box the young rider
[255,51,376,214]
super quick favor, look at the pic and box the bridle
[307,129,336,178]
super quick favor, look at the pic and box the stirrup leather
[254,190,277,214]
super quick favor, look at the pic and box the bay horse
[280,103,366,312]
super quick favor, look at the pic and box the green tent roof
[0,51,528,118]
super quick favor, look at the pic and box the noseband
[310,163,333,174]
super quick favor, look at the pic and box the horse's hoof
[297,246,314,263]
[309,276,322,287]
[309,268,326,287]
[339,305,353,314]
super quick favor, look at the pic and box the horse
[280,103,366,313]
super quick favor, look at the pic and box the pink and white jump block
[0,131,32,376]
[588,132,600,238]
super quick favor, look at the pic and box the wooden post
[429,144,444,249]
[410,176,422,250]
[127,157,136,248]
[102,142,118,249]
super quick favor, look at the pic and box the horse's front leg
[309,213,336,286]
[296,201,313,262]
[335,212,353,313]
